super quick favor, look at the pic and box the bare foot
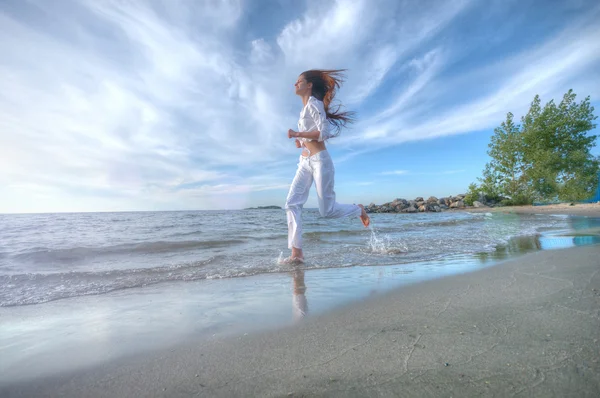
[292,247,303,259]
[280,256,305,265]
[280,247,304,264]
[358,204,370,228]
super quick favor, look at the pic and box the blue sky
[1,0,599,213]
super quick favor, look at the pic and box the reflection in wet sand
[291,268,308,322]
[475,216,600,263]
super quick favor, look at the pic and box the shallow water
[2,210,598,307]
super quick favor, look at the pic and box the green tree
[469,90,599,205]
[522,90,599,201]
[475,112,532,204]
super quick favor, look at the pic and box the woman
[283,69,370,264]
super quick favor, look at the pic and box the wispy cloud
[381,170,409,176]
[380,170,465,176]
[345,2,600,148]
[1,0,598,212]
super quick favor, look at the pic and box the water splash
[367,227,408,255]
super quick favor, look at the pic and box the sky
[1,0,599,213]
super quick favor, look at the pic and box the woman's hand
[288,129,297,139]
[295,139,301,148]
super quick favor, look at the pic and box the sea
[1,209,600,383]
[1,209,599,308]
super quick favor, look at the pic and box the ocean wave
[168,230,205,238]
[0,256,225,307]
[401,217,486,229]
[0,247,431,307]
[0,255,358,307]
[141,222,204,230]
[13,239,247,263]
[236,234,288,241]
[303,229,364,239]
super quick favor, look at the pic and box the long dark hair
[301,69,356,136]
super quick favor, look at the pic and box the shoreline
[463,202,600,217]
[3,245,599,397]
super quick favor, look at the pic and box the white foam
[368,229,408,255]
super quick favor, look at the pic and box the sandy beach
[3,241,599,397]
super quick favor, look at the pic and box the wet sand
[3,244,599,397]
[465,202,600,217]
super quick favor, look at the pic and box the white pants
[285,150,361,249]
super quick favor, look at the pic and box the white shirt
[297,96,333,143]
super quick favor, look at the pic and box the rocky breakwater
[365,195,493,214]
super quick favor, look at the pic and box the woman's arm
[288,129,320,140]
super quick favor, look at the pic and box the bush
[463,183,480,206]
[499,194,533,207]
[511,193,533,206]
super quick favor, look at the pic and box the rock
[450,200,465,208]
[364,193,479,213]
[395,203,408,212]
[394,199,408,206]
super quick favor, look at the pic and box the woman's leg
[284,158,313,257]
[313,152,370,226]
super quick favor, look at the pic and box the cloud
[0,0,292,211]
[345,2,600,148]
[380,170,464,176]
[381,170,409,175]
[1,0,598,212]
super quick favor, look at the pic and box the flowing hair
[301,69,356,136]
